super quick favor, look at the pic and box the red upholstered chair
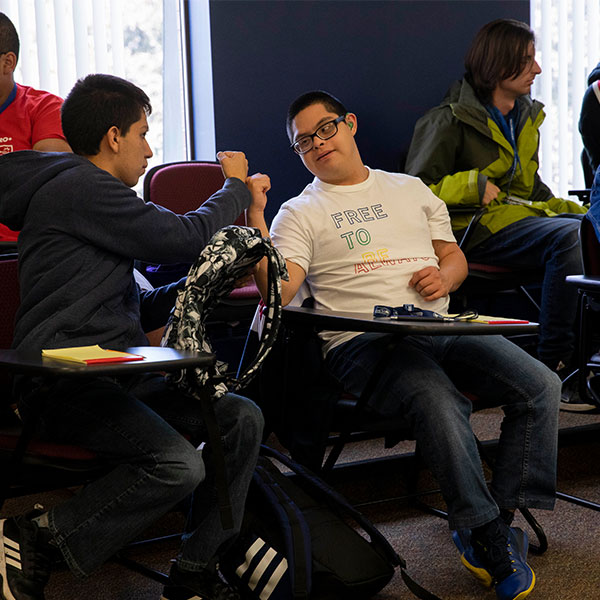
[450,207,541,320]
[143,161,244,225]
[141,161,261,321]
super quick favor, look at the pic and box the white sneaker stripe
[235,537,266,578]
[248,547,278,592]
[259,558,288,600]
[5,556,21,570]
[5,547,20,561]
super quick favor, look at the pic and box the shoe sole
[559,401,597,412]
[500,567,536,600]
[459,553,493,588]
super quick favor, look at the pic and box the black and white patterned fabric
[161,224,288,400]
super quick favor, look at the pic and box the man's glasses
[291,114,347,155]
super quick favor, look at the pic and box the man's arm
[29,92,71,152]
[406,110,486,207]
[33,138,72,152]
[408,240,468,302]
[59,151,252,264]
[245,174,307,306]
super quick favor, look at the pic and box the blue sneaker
[452,529,493,587]
[452,520,535,600]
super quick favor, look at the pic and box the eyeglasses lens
[293,119,340,154]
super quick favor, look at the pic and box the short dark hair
[464,19,535,104]
[0,12,19,59]
[286,90,347,140]
[61,74,152,156]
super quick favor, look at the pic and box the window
[531,0,600,196]
[1,0,202,189]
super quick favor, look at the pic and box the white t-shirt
[270,168,456,353]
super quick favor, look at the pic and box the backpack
[221,445,442,600]
[161,225,287,530]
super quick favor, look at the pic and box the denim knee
[154,437,206,501]
[238,397,265,442]
[532,361,562,405]
[551,221,582,271]
[219,394,264,450]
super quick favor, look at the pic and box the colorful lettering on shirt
[339,228,372,249]
[332,204,389,249]
[354,255,433,275]
[330,204,388,229]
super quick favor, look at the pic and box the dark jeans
[18,373,263,577]
[467,215,583,366]
[326,333,560,530]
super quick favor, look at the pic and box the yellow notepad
[42,345,144,365]
[470,315,529,324]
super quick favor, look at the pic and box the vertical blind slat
[72,0,90,79]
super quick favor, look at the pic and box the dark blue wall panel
[206,0,529,223]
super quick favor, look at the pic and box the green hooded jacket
[405,79,587,251]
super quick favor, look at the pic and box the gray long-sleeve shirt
[0,151,251,351]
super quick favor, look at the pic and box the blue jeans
[326,333,560,530]
[18,373,264,577]
[467,215,583,366]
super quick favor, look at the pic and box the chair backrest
[580,215,600,276]
[0,258,19,349]
[143,161,246,226]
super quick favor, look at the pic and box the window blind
[532,0,600,196]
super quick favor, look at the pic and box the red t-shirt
[0,83,66,241]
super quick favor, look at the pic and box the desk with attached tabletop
[277,305,538,470]
[0,345,215,485]
[0,346,216,584]
[0,346,215,378]
[282,305,539,336]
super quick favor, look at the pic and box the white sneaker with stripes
[0,515,52,600]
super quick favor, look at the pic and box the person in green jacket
[406,18,590,411]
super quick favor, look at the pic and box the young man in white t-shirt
[246,91,560,600]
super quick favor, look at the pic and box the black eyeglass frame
[290,114,347,155]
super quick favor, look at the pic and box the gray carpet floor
[3,409,600,599]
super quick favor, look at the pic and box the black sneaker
[160,563,240,600]
[0,514,54,600]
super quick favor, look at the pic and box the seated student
[0,12,71,243]
[0,73,263,600]
[247,90,560,600]
[579,62,600,186]
[405,18,588,410]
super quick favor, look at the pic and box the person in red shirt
[0,12,71,242]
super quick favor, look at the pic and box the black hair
[61,73,152,156]
[286,90,347,140]
[0,12,19,59]
[464,19,535,104]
